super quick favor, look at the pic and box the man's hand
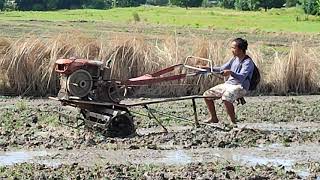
[197,65,209,69]
[222,70,232,76]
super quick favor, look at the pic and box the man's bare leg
[223,100,236,124]
[204,98,219,123]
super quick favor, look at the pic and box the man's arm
[219,59,233,71]
[201,58,233,73]
[230,59,254,83]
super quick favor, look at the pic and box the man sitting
[203,38,255,124]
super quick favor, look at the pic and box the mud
[0,95,320,179]
[1,145,320,179]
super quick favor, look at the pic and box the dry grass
[0,32,103,96]
[107,36,154,81]
[246,42,266,93]
[266,42,320,95]
[0,33,319,97]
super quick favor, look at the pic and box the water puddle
[1,144,319,178]
[241,122,320,132]
[232,154,312,178]
[155,150,192,165]
[233,154,294,167]
[258,143,283,148]
[0,151,49,166]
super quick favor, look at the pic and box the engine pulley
[67,69,93,98]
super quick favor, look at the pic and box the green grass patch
[0,7,319,33]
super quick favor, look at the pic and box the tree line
[216,0,319,15]
[0,0,145,10]
[0,0,319,15]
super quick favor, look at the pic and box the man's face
[231,41,242,57]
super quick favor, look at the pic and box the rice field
[0,7,320,32]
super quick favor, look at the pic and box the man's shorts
[203,83,247,103]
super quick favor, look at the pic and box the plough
[51,56,227,137]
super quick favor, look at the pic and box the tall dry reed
[266,42,319,94]
[0,33,319,97]
[0,32,104,96]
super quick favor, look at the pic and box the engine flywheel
[67,69,93,98]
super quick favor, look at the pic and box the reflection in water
[1,148,319,179]
[161,150,192,165]
[232,154,314,179]
[233,155,294,167]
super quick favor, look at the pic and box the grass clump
[266,42,320,95]
[132,12,140,22]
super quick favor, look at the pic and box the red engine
[55,57,123,103]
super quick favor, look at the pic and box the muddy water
[1,143,319,177]
[0,151,48,166]
[241,122,320,132]
[137,121,320,135]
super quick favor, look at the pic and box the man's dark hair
[233,38,248,53]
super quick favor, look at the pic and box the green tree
[234,0,250,10]
[146,0,168,6]
[46,0,59,10]
[217,0,235,8]
[247,0,260,10]
[83,0,111,9]
[300,0,319,15]
[32,3,45,10]
[259,0,285,11]
[56,0,82,9]
[171,0,203,8]
[316,0,320,14]
[115,0,146,7]
[16,0,34,10]
[0,0,4,10]
[286,0,298,7]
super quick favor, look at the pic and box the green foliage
[83,0,112,9]
[32,3,45,11]
[46,0,59,10]
[15,0,113,10]
[171,0,203,8]
[286,0,298,7]
[16,100,28,111]
[218,0,286,10]
[115,0,146,7]
[202,0,209,7]
[300,0,319,15]
[259,0,286,10]
[3,0,16,11]
[57,0,82,9]
[132,11,140,21]
[235,0,250,10]
[247,0,260,10]
[0,0,5,10]
[234,0,261,10]
[146,0,169,6]
[218,0,235,8]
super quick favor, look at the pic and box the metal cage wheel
[106,113,135,138]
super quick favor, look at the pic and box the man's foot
[204,118,219,124]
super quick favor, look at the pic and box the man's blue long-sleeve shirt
[212,56,254,91]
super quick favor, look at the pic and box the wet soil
[0,95,320,179]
